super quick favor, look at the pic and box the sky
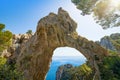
[0,0,120,57]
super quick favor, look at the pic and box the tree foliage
[0,24,12,52]
[99,56,120,80]
[60,63,93,80]
[0,57,24,80]
[71,0,120,29]
[26,30,32,35]
[0,24,5,31]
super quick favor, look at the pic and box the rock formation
[15,8,108,80]
[56,64,73,80]
[4,34,32,64]
[56,63,93,80]
[1,49,11,58]
[97,36,116,51]
[96,33,120,53]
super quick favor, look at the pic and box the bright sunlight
[110,0,120,8]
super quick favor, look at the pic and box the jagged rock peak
[37,7,77,36]
[58,7,69,16]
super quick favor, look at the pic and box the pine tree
[0,24,12,52]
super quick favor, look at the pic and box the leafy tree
[99,56,120,80]
[0,24,5,31]
[71,0,120,29]
[26,30,32,35]
[0,24,12,52]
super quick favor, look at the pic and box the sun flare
[110,0,120,7]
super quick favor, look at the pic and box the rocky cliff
[96,33,120,53]
[56,64,73,80]
[4,8,108,80]
[56,56,120,80]
[56,63,93,80]
[1,34,32,64]
[55,33,120,80]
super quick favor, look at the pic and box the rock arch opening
[46,47,86,80]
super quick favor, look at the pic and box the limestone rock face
[16,8,108,80]
[99,37,116,51]
[56,63,93,80]
[1,49,11,58]
[97,33,120,53]
[1,34,31,58]
[6,34,32,64]
[56,64,73,80]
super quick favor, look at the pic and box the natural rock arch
[17,8,108,80]
[47,47,86,80]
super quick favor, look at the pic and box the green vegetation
[100,33,120,53]
[99,56,120,80]
[111,40,120,52]
[108,50,117,56]
[71,0,120,29]
[60,63,93,80]
[60,55,120,80]
[72,0,97,15]
[26,30,32,35]
[0,57,24,80]
[0,23,23,79]
[98,34,120,80]
[109,33,120,52]
[0,24,12,52]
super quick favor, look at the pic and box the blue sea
[46,56,86,80]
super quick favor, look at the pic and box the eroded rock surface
[56,64,73,80]
[6,34,32,64]
[16,8,108,80]
[96,33,120,53]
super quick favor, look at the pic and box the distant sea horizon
[46,56,86,80]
